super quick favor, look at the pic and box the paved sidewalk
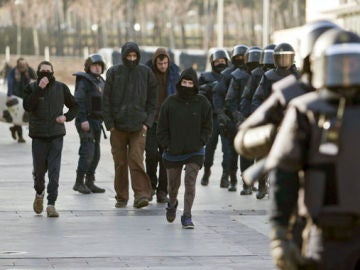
[0,117,275,269]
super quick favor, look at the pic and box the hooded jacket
[157,68,212,157]
[146,48,180,121]
[102,42,158,132]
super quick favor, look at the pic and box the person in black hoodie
[157,68,212,229]
[103,41,158,209]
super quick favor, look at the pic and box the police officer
[212,44,248,189]
[240,44,275,119]
[73,54,106,194]
[267,29,360,270]
[225,46,261,193]
[199,48,229,187]
[251,43,299,113]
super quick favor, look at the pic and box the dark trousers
[145,123,167,195]
[32,137,63,205]
[166,163,200,217]
[75,121,101,176]
[110,128,152,202]
[204,115,231,172]
[303,223,360,270]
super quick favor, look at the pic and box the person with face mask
[72,54,106,195]
[103,41,158,209]
[212,44,249,190]
[157,68,212,229]
[198,48,230,188]
[23,61,78,218]
[7,58,36,143]
[224,46,262,193]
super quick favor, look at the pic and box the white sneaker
[46,205,59,218]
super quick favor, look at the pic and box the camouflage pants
[166,163,200,216]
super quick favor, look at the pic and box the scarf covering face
[176,68,199,100]
[121,41,141,68]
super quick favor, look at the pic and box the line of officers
[197,37,298,200]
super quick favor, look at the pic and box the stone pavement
[0,109,275,269]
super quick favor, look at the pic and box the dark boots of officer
[73,172,91,194]
[228,171,237,191]
[201,166,211,186]
[256,175,268,199]
[220,171,230,188]
[85,174,105,193]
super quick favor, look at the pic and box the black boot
[220,171,230,188]
[73,173,91,194]
[227,172,237,191]
[85,174,105,193]
[240,185,252,195]
[256,176,268,200]
[201,166,211,186]
[16,125,25,143]
[9,126,16,140]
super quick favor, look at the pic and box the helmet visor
[274,52,294,68]
[325,43,360,88]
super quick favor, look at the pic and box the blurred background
[0,0,359,83]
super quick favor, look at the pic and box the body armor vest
[291,93,360,221]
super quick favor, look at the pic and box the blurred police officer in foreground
[73,54,106,194]
[266,29,360,270]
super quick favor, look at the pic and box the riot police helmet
[273,43,295,69]
[84,54,106,73]
[244,46,262,71]
[245,46,262,65]
[311,29,360,90]
[299,20,341,61]
[260,44,275,66]
[231,44,248,67]
[210,48,229,72]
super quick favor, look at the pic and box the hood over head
[121,41,141,66]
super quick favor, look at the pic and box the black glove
[217,112,231,127]
[232,111,245,127]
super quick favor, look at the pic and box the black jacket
[157,68,212,156]
[23,80,78,138]
[102,42,158,132]
[73,72,104,122]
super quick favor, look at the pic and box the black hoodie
[157,68,212,158]
[103,42,158,132]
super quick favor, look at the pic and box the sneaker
[181,215,194,229]
[46,205,59,218]
[33,192,44,214]
[133,197,149,209]
[115,200,127,208]
[166,200,178,223]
